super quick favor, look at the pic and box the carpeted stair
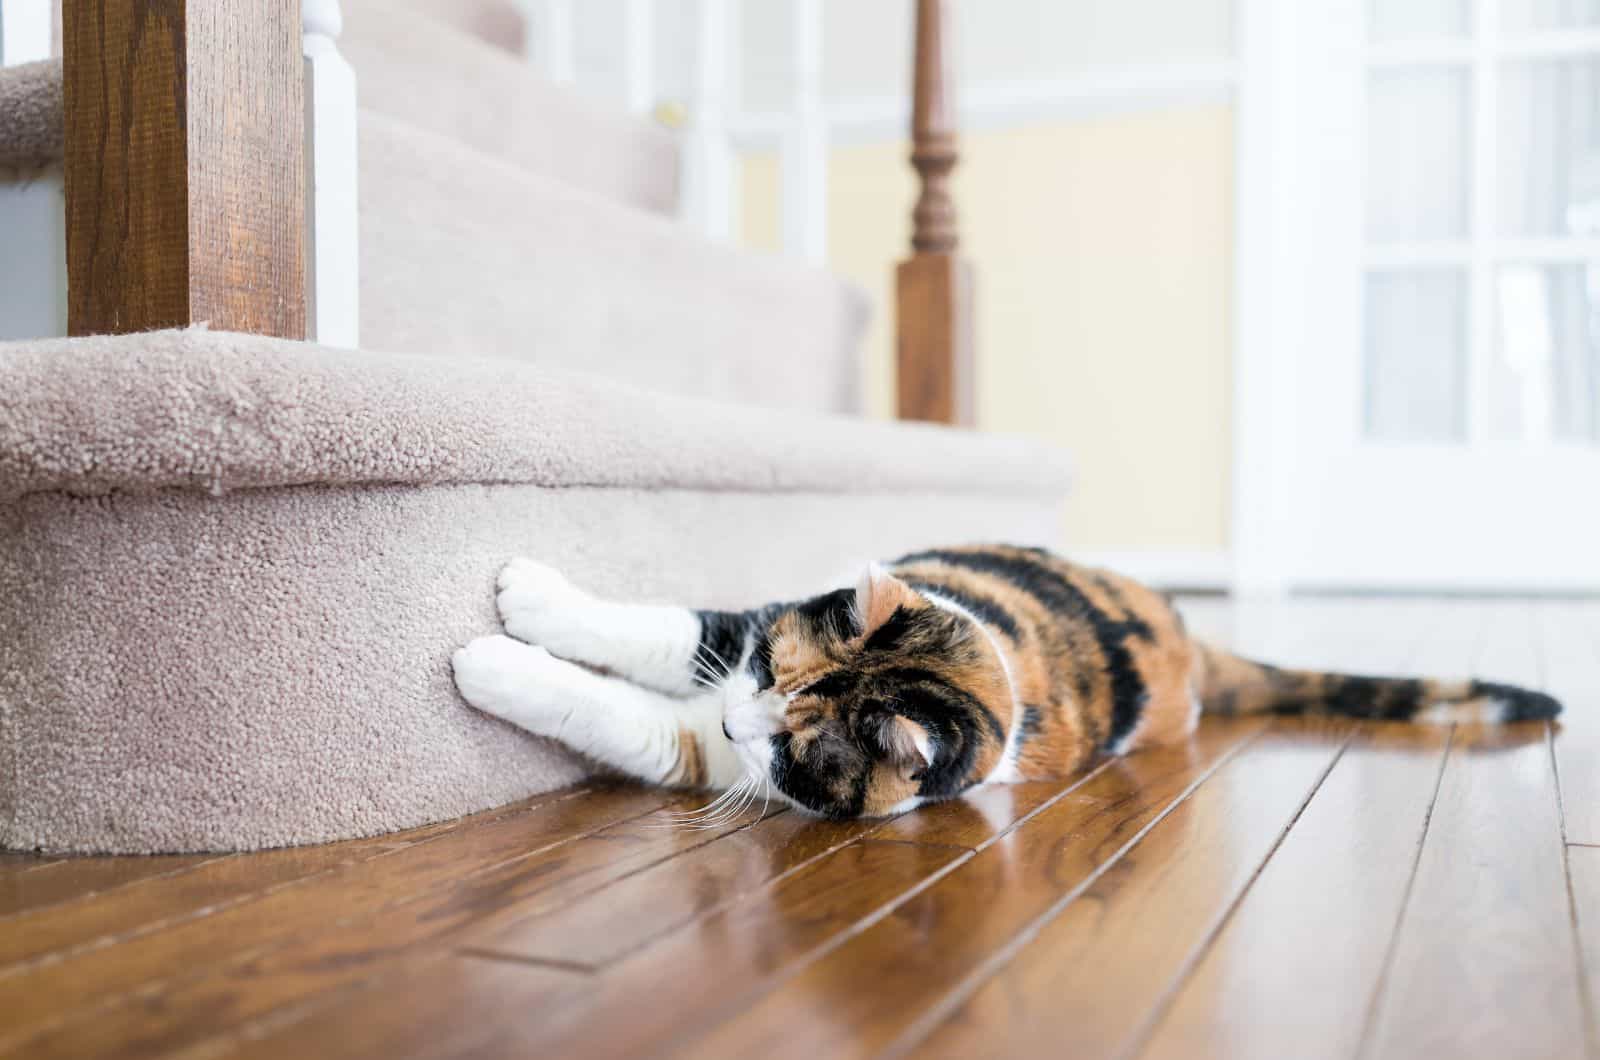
[0,4,1070,853]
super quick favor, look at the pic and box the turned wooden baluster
[895,0,973,425]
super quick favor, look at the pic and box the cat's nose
[721,720,733,741]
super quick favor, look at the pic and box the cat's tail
[1193,643,1561,723]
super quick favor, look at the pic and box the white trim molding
[0,0,52,66]
[1230,0,1302,597]
[729,61,1239,149]
[303,0,360,348]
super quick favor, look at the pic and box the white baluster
[0,0,65,341]
[0,0,52,66]
[781,0,827,263]
[622,0,653,114]
[303,0,360,347]
[519,0,576,85]
[681,0,733,241]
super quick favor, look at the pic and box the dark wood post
[895,0,973,425]
[62,0,306,338]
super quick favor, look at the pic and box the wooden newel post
[895,0,973,426]
[62,0,306,338]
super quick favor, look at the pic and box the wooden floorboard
[0,785,665,1053]
[660,715,1268,1060]
[914,717,1350,1060]
[1544,601,1600,845]
[1362,605,1587,1060]
[1,597,1592,1059]
[0,854,217,920]
[1570,844,1600,1048]
[1134,599,1478,1060]
[211,839,975,1059]
[6,790,769,1060]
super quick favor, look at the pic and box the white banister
[0,0,51,66]
[681,0,733,241]
[781,0,827,263]
[303,0,360,348]
[0,0,66,342]
[622,0,653,114]
[520,0,576,85]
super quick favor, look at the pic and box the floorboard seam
[0,792,677,1052]
[1353,723,1456,1060]
[1550,719,1600,1059]
[457,947,597,975]
[864,837,977,854]
[879,721,1273,1060]
[0,854,239,925]
[652,848,980,1057]
[1119,728,1357,1060]
[0,784,608,975]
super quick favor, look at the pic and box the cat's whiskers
[653,771,765,831]
[650,779,746,829]
[686,770,769,830]
[692,642,735,685]
[662,779,744,821]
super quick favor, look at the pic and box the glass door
[1279,0,1600,590]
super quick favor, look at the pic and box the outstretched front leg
[493,558,752,696]
[452,634,747,789]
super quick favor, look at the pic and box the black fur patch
[769,731,867,819]
[794,588,861,641]
[1018,704,1044,743]
[902,580,1022,640]
[693,610,752,688]
[864,605,919,652]
[876,665,1008,745]
[1470,680,1563,721]
[898,549,1152,751]
[802,671,858,699]
[1328,676,1424,721]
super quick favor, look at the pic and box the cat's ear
[854,563,922,641]
[876,713,934,768]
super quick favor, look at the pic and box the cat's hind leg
[452,633,744,789]
[494,559,746,696]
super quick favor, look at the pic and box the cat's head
[722,566,1012,818]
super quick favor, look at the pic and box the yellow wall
[739,105,1235,552]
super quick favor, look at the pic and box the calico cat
[451,545,1561,819]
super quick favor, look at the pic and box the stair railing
[516,0,966,424]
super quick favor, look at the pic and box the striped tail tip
[1469,681,1563,722]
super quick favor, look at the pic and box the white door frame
[1232,0,1311,597]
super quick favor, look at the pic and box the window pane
[1367,69,1471,241]
[1365,270,1468,441]
[1499,59,1600,237]
[1501,0,1600,32]
[1369,0,1469,41]
[1494,264,1600,441]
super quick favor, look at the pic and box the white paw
[496,558,593,654]
[452,634,567,731]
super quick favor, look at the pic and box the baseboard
[1068,549,1233,593]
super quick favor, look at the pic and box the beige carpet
[0,328,1071,853]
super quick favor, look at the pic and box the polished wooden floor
[3,597,1598,1059]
